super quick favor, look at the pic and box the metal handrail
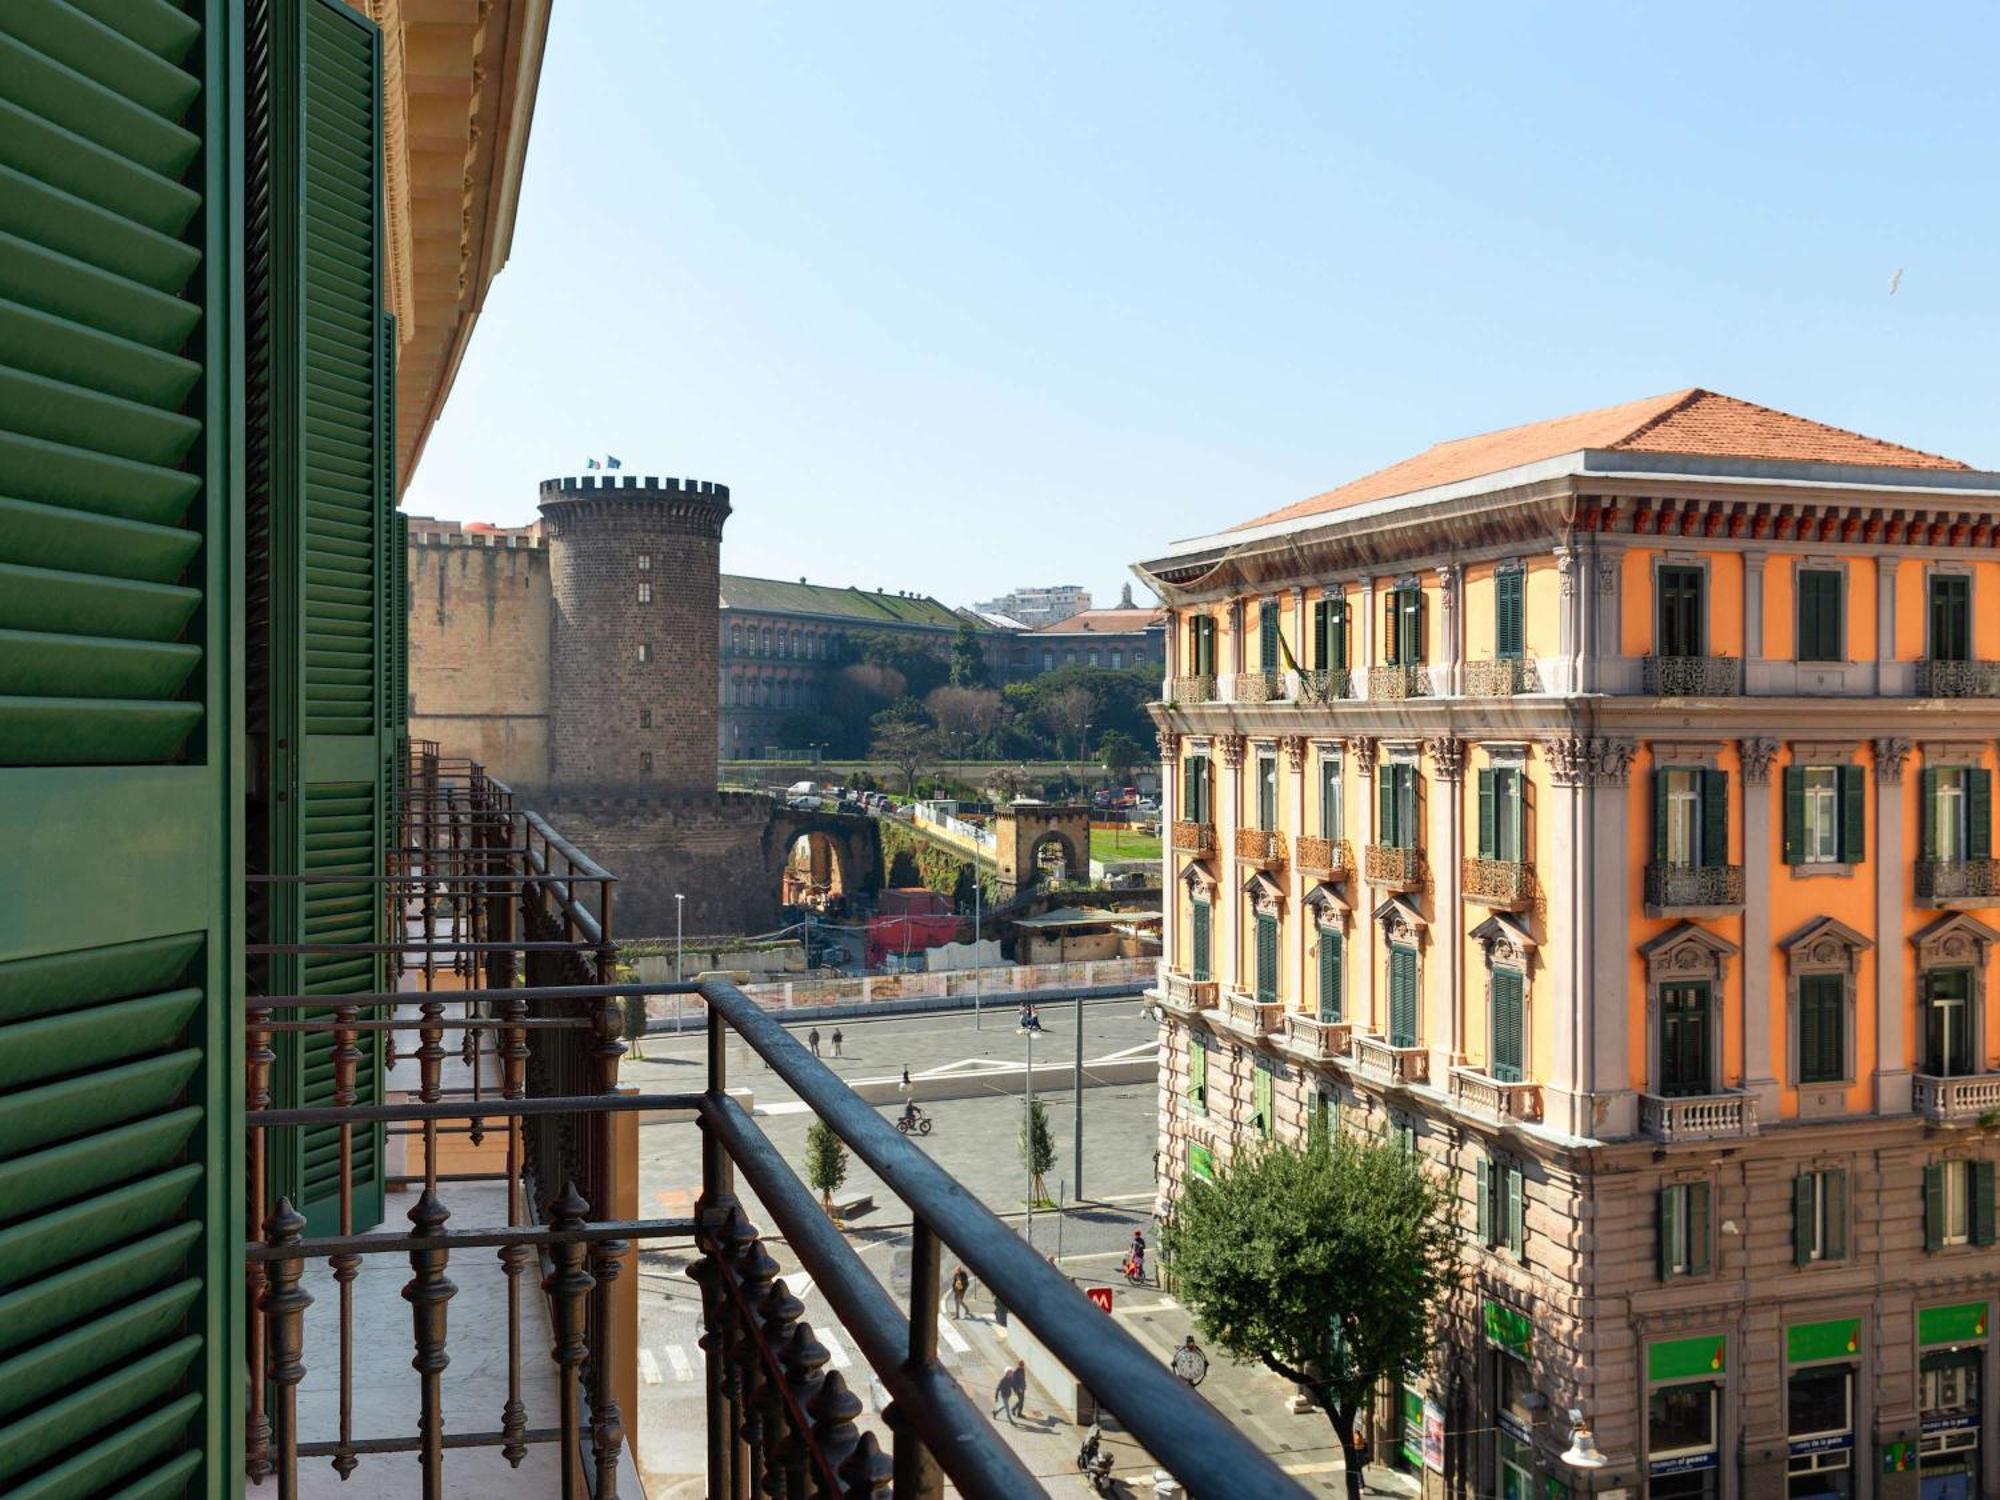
[696,974,1307,1500]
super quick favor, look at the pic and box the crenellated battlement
[538,474,730,502]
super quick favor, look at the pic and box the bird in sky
[1889,268,1904,295]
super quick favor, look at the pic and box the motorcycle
[1076,1425,1115,1495]
[895,1109,933,1136]
[1120,1252,1146,1286]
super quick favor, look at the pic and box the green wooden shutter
[1840,764,1865,863]
[1825,1171,1847,1260]
[1477,769,1496,859]
[1383,589,1400,664]
[1379,769,1394,848]
[1259,599,1279,672]
[1187,1037,1206,1110]
[1317,927,1342,1022]
[1475,1157,1491,1245]
[1659,1187,1679,1280]
[1311,599,1328,670]
[1700,769,1728,867]
[1922,767,1941,860]
[1687,1183,1710,1275]
[0,0,236,1489]
[1505,1166,1524,1256]
[1925,1164,1945,1252]
[248,0,389,1237]
[1411,587,1428,663]
[1182,755,1198,822]
[1255,913,1278,1003]
[1793,1174,1815,1267]
[1330,596,1347,666]
[1653,771,1670,862]
[1496,569,1523,658]
[1253,1065,1272,1139]
[1972,771,1992,861]
[1190,899,1211,982]
[1976,1161,1996,1247]
[1389,946,1417,1047]
[1782,766,1804,866]
[1491,969,1523,1082]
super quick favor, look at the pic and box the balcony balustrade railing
[1295,835,1352,880]
[1642,655,1741,696]
[1351,1034,1430,1087]
[1226,670,1288,704]
[243,749,1300,1500]
[1913,1073,2000,1122]
[1462,856,1535,909]
[1235,826,1288,867]
[1160,970,1220,1014]
[1364,843,1425,891]
[1167,674,1217,704]
[1463,658,1539,696]
[1171,819,1216,854]
[1294,668,1352,704]
[1222,989,1284,1037]
[1449,1068,1543,1124]
[1368,664,1430,700]
[1917,858,2000,906]
[1917,660,2000,698]
[1644,861,1745,914]
[1638,1091,1757,1143]
[1282,1012,1351,1063]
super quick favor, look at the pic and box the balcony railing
[1168,673,1217,704]
[1917,660,2000,698]
[1644,861,1745,915]
[244,750,1301,1500]
[1159,970,1221,1014]
[1227,670,1288,703]
[1642,655,1742,696]
[1235,826,1288,867]
[1638,1091,1758,1143]
[1364,843,1425,891]
[1463,658,1539,696]
[1917,858,2000,907]
[1368,664,1430,700]
[1294,668,1352,704]
[1461,856,1535,910]
[1282,1012,1351,1063]
[1295,835,1352,881]
[1914,1073,2000,1123]
[1171,818,1216,854]
[1351,1034,1430,1087]
[1449,1068,1543,1124]
[1223,989,1285,1037]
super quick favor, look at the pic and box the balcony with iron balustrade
[1449,1068,1543,1124]
[1235,826,1288,870]
[1638,1091,1758,1143]
[242,749,1302,1500]
[1167,674,1217,704]
[1350,1033,1430,1088]
[1461,857,1534,911]
[1917,859,2000,910]
[1644,861,1745,918]
[1171,819,1216,855]
[1281,1012,1351,1065]
[1368,664,1430,700]
[1225,670,1288,704]
[1364,843,1425,892]
[1913,1073,2000,1123]
[1295,835,1352,883]
[1642,655,1742,696]
[1917,660,2000,698]
[1293,668,1352,704]
[1462,658,1539,697]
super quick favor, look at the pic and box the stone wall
[537,791,778,938]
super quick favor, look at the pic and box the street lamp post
[674,893,685,983]
[1023,1017,1036,1248]
[972,840,983,1031]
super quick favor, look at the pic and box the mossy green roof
[719,574,987,630]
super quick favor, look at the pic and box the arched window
[792,629,803,656]
[762,627,773,656]
[730,623,742,653]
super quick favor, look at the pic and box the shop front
[1786,1319,1861,1500]
[1918,1302,1988,1500]
[1646,1334,1726,1500]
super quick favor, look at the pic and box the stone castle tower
[538,474,731,795]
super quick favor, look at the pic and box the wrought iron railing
[1295,835,1351,879]
[1463,658,1538,696]
[1368,664,1429,700]
[1171,818,1216,854]
[1167,674,1217,704]
[1462,856,1535,909]
[1294,668,1352,704]
[243,749,1303,1500]
[1364,843,1424,889]
[1226,670,1287,703]
[1917,858,2000,903]
[1642,655,1741,696]
[1235,826,1288,866]
[1643,861,1745,911]
[1917,660,2000,698]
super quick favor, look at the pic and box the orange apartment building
[1135,390,2000,1500]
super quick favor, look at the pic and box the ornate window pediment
[1304,881,1350,924]
[1639,922,1740,986]
[1782,916,1873,976]
[1242,869,1285,917]
[1471,912,1536,971]
[1179,859,1219,899]
[1914,912,2000,971]
[1372,895,1427,947]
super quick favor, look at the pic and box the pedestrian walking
[990,1368,1015,1425]
[807,1027,821,1057]
[949,1265,970,1320]
[899,1064,912,1093]
[1007,1360,1028,1420]
[830,1027,844,1057]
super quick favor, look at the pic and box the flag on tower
[585,457,602,470]
[607,455,623,470]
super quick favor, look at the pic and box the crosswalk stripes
[666,1343,695,1382]
[639,1349,663,1386]
[819,1326,853,1370]
[936,1315,970,1354]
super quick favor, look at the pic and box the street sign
[1086,1286,1113,1313]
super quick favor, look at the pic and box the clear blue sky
[403,2,1998,610]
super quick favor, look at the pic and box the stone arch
[1027,829,1081,888]
[782,829,847,912]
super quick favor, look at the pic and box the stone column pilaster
[1353,737,1378,1032]
[1283,736,1308,1010]
[1290,586,1307,689]
[1218,733,1246,995]
[1158,731,1179,986]
[1739,738,1780,1116]
[1546,740,1589,1134]
[1437,564,1462,697]
[1742,551,1768,662]
[1556,547,1582,694]
[1357,581,1377,701]
[1590,546,1623,694]
[1428,737,1465,1079]
[1875,737,1913,1113]
[1585,738,1637,1137]
[1877,556,1900,695]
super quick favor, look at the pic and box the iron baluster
[260,1197,312,1500]
[893,1220,944,1496]
[331,998,362,1481]
[245,1011,276,1483]
[546,1182,597,1500]
[402,1186,456,1499]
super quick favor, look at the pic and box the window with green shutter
[1490,968,1525,1082]
[1653,766,1728,867]
[1189,1142,1215,1183]
[1317,926,1343,1022]
[1254,913,1279,1003]
[1384,582,1426,665]
[1474,1156,1491,1245]
[1318,755,1343,841]
[1182,753,1210,825]
[0,0,240,1487]
[1313,593,1348,670]
[1189,899,1211,982]
[1793,1169,1847,1266]
[1253,1064,1273,1139]
[1925,766,1992,864]
[1504,1164,1525,1258]
[1495,566,1525,659]
[1659,1181,1711,1279]
[1388,945,1419,1047]
[1259,599,1280,673]
[1478,766,1524,862]
[1187,1035,1207,1113]
[1796,569,1843,662]
[1188,614,1216,677]
[1797,973,1846,1084]
[1657,565,1705,656]
[1930,574,1972,662]
[1925,1160,1990,1250]
[1380,762,1418,849]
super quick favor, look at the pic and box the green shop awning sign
[1920,1302,1989,1346]
[1484,1299,1532,1357]
[1787,1318,1860,1365]
[1648,1334,1726,1383]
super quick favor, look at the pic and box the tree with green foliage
[1160,1132,1460,1500]
[1095,728,1142,780]
[806,1118,849,1215]
[868,703,940,794]
[949,621,990,687]
[1020,1097,1056,1207]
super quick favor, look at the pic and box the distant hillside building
[1029,604,1166,674]
[974,583,1093,627]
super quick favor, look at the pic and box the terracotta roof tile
[1033,609,1164,634]
[1236,389,1970,531]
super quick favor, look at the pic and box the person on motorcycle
[900,1098,921,1131]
